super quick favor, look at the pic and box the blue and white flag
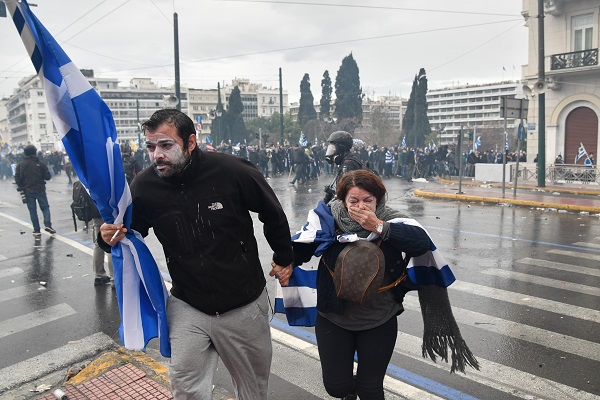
[474,136,481,151]
[575,142,588,164]
[401,135,406,148]
[275,202,456,326]
[299,132,308,147]
[7,0,170,357]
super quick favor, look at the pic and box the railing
[515,164,599,185]
[550,48,599,70]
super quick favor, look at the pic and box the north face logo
[208,202,223,211]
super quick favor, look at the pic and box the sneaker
[32,231,41,238]
[94,276,111,286]
[45,227,57,234]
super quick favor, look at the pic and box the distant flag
[315,136,318,146]
[6,0,170,356]
[401,136,406,148]
[431,141,437,151]
[505,135,509,151]
[205,135,213,144]
[299,132,308,147]
[575,142,588,164]
[474,136,481,151]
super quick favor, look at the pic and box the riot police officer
[323,131,363,203]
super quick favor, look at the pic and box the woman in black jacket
[286,170,478,400]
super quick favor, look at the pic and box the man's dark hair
[24,145,37,156]
[141,109,195,149]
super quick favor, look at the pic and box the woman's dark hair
[141,109,195,149]
[336,170,387,203]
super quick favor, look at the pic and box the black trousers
[315,313,398,400]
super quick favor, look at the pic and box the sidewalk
[414,177,600,214]
[8,348,175,400]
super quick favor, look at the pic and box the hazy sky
[1,0,527,103]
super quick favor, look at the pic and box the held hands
[269,262,293,287]
[100,223,128,244]
[348,205,382,233]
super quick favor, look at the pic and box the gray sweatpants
[167,289,272,400]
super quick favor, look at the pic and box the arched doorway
[565,106,598,164]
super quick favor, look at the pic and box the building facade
[5,75,57,151]
[522,0,600,165]
[427,81,523,147]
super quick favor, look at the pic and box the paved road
[0,172,599,399]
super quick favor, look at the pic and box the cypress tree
[227,86,247,143]
[334,53,363,132]
[320,70,332,120]
[298,73,317,127]
[414,68,431,147]
[402,75,417,147]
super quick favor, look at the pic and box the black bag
[70,181,93,224]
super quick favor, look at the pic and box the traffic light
[468,131,473,141]
[255,132,259,139]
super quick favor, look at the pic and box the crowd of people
[199,139,529,183]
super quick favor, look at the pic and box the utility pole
[174,12,181,111]
[279,68,284,146]
[136,98,141,145]
[537,0,546,187]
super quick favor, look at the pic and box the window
[38,91,44,96]
[572,14,594,51]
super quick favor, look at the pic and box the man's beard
[153,148,190,178]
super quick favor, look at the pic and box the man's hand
[269,262,293,287]
[100,223,127,244]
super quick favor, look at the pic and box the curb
[66,347,171,389]
[436,177,600,196]
[414,188,600,214]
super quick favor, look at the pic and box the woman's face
[344,186,377,213]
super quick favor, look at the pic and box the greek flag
[474,136,481,151]
[275,202,456,326]
[7,0,170,357]
[401,135,406,148]
[575,142,588,164]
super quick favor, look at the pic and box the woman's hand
[269,262,293,287]
[348,205,382,233]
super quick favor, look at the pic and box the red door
[565,107,598,164]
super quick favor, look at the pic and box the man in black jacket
[100,109,294,400]
[15,145,56,237]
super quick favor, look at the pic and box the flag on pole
[575,142,588,164]
[401,136,406,148]
[474,136,481,151]
[6,0,170,357]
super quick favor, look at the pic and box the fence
[515,164,599,185]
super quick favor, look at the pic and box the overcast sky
[1,0,527,103]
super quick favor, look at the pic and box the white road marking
[0,303,77,340]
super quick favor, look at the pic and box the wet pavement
[0,172,600,400]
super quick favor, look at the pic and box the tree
[334,53,363,132]
[320,70,332,120]
[402,75,417,147]
[298,73,317,128]
[227,86,247,144]
[414,68,431,147]
[402,68,431,148]
[367,105,396,146]
[245,112,301,146]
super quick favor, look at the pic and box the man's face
[145,123,196,178]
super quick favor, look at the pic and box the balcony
[550,48,598,71]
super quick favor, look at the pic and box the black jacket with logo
[130,148,294,315]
